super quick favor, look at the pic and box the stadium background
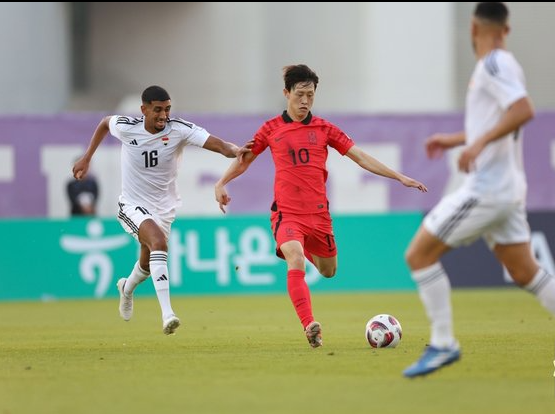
[1,2,555,300]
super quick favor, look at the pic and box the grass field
[1,288,554,414]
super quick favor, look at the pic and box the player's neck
[286,110,308,122]
[475,36,506,59]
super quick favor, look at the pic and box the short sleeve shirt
[463,49,528,201]
[109,116,209,214]
[251,111,354,214]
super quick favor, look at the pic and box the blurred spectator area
[1,2,554,116]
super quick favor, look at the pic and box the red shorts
[270,211,337,259]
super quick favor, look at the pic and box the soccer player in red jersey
[215,64,427,348]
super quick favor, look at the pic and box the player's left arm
[214,151,258,213]
[345,145,427,192]
[458,96,534,172]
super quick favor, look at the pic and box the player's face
[284,82,315,122]
[470,17,478,54]
[141,100,171,134]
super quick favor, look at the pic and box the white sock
[124,261,150,296]
[524,268,555,315]
[149,250,175,319]
[411,262,456,348]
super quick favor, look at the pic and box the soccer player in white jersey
[403,2,555,377]
[73,85,249,335]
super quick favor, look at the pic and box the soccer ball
[365,314,402,348]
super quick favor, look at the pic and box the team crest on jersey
[308,131,317,145]
[161,136,169,146]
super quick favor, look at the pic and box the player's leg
[117,246,150,321]
[116,201,151,321]
[125,246,151,294]
[494,243,555,315]
[306,212,338,278]
[138,219,180,334]
[303,247,316,266]
[280,240,322,346]
[489,203,555,315]
[311,255,337,278]
[405,225,455,348]
[403,192,484,377]
[403,225,461,377]
[273,212,322,347]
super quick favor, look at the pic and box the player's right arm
[425,131,466,159]
[346,145,427,192]
[214,151,258,213]
[73,116,112,180]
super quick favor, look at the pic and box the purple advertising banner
[0,112,554,217]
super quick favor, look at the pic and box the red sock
[287,269,313,328]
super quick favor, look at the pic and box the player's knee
[320,267,336,278]
[150,238,168,252]
[506,266,537,287]
[286,252,306,270]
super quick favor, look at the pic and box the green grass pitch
[1,288,554,414]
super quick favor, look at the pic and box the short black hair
[141,85,171,104]
[283,64,319,92]
[474,2,509,25]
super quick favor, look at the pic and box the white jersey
[109,115,209,214]
[462,49,528,202]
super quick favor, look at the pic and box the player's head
[472,3,510,52]
[141,85,171,133]
[283,64,319,92]
[283,65,319,121]
[474,2,509,26]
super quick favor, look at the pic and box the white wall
[2,3,555,115]
[360,2,456,112]
[85,2,456,114]
[0,2,70,114]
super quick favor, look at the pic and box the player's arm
[458,96,534,172]
[203,135,240,158]
[425,131,466,159]
[73,116,111,180]
[203,135,253,162]
[214,151,258,213]
[345,145,427,192]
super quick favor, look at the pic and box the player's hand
[425,133,451,159]
[215,184,231,214]
[458,142,483,173]
[237,139,254,164]
[399,175,428,193]
[72,157,89,180]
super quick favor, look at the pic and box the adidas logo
[129,139,138,146]
[157,274,168,282]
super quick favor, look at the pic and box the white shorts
[117,197,175,241]
[423,188,530,249]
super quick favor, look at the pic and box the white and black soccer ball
[365,314,402,348]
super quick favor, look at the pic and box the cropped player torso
[463,49,527,201]
[252,112,354,214]
[109,116,208,214]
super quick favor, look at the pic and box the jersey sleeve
[327,123,355,155]
[108,115,129,141]
[175,119,210,147]
[483,52,527,110]
[251,123,270,155]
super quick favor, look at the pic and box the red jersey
[251,111,355,214]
